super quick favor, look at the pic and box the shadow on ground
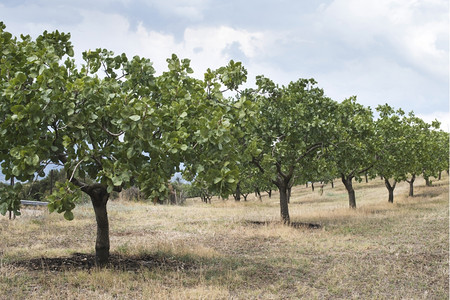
[11,252,197,272]
[244,220,322,229]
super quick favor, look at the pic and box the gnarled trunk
[274,177,290,224]
[384,178,396,203]
[341,174,356,209]
[233,182,241,201]
[86,185,110,266]
[287,186,291,203]
[406,174,415,197]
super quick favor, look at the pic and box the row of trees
[213,79,448,223]
[0,24,448,264]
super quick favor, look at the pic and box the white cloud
[152,0,209,21]
[0,0,447,120]
[320,0,449,79]
[107,21,270,76]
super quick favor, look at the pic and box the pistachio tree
[374,104,411,203]
[0,24,246,264]
[421,123,449,186]
[402,113,431,196]
[247,76,338,223]
[329,97,376,208]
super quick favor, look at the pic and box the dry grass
[1,174,448,299]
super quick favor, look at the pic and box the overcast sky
[0,0,449,130]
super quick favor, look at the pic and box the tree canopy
[0,23,247,264]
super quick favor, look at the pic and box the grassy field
[0,174,448,299]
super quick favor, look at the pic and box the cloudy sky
[0,0,448,129]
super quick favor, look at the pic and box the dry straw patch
[1,174,448,299]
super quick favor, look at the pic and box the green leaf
[180,144,188,151]
[127,147,134,159]
[10,105,24,114]
[111,176,123,186]
[67,47,74,57]
[63,210,74,221]
[26,55,38,62]
[129,115,141,121]
[32,154,40,165]
[15,72,27,84]
[180,112,188,118]
[214,177,222,184]
[12,166,20,176]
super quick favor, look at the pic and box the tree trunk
[9,177,15,220]
[384,178,396,203]
[267,190,272,198]
[278,184,290,224]
[255,187,262,201]
[438,171,442,181]
[425,177,432,186]
[50,170,54,195]
[341,174,356,209]
[311,182,315,192]
[87,185,110,266]
[406,174,415,197]
[365,173,368,183]
[274,177,290,224]
[287,186,291,203]
[331,180,334,188]
[233,182,241,201]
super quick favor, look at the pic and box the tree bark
[365,173,368,183]
[255,187,262,201]
[406,174,415,197]
[278,183,290,224]
[267,190,272,198]
[287,186,291,203]
[274,176,290,224]
[384,178,396,203]
[9,177,15,220]
[311,182,315,192]
[86,185,110,266]
[341,174,356,209]
[233,182,241,201]
[331,180,334,188]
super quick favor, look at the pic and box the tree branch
[101,126,124,137]
[275,161,288,180]
[251,156,265,174]
[295,143,323,164]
